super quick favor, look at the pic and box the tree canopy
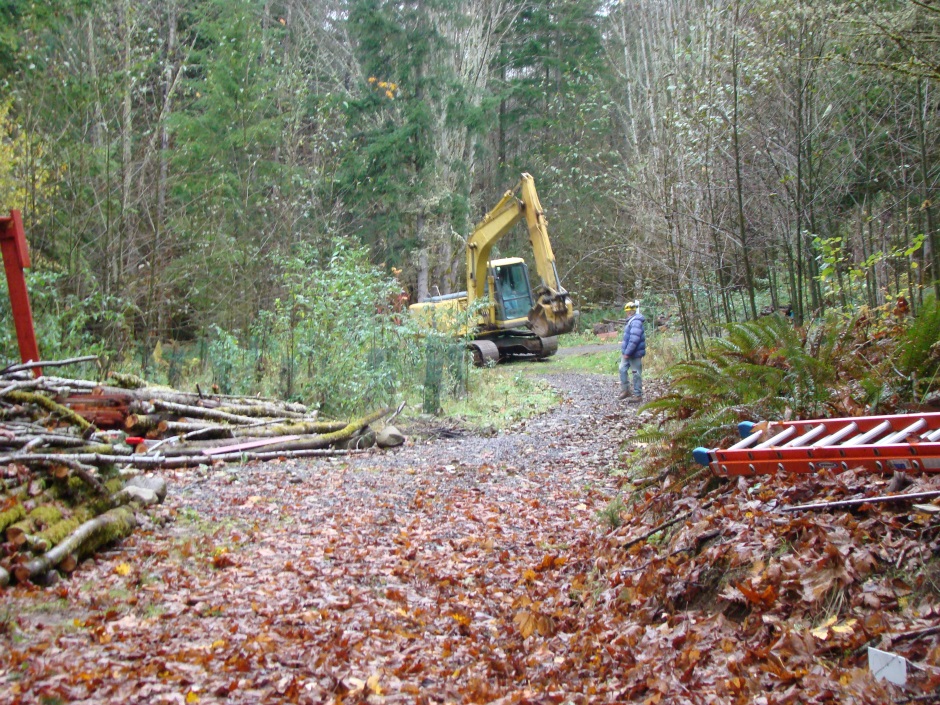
[0,0,938,361]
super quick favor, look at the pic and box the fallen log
[781,490,940,513]
[201,436,301,455]
[58,391,134,428]
[13,433,90,450]
[12,505,138,584]
[6,505,63,544]
[0,447,365,470]
[165,421,225,437]
[215,401,306,419]
[124,414,170,433]
[106,375,312,414]
[231,419,347,438]
[0,502,26,532]
[32,510,92,553]
[254,406,394,454]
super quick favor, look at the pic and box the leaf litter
[1,371,938,703]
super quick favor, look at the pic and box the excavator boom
[466,173,574,337]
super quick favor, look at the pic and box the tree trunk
[731,1,757,321]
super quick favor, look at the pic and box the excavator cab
[491,259,534,323]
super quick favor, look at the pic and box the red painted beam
[0,210,41,376]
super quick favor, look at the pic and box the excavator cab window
[492,262,534,321]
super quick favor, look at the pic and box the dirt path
[1,370,657,704]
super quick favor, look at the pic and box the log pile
[0,356,402,587]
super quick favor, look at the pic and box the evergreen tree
[341,0,496,298]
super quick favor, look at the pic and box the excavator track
[468,340,500,366]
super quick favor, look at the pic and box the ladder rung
[843,420,892,447]
[923,428,940,442]
[812,422,858,447]
[877,418,928,446]
[729,431,762,451]
[781,423,827,448]
[754,426,796,449]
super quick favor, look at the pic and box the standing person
[619,301,646,401]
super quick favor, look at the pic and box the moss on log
[0,503,26,533]
[35,508,92,551]
[12,506,137,584]
[108,372,149,389]
[29,505,63,526]
[257,406,393,453]
[7,504,65,544]
[231,420,347,438]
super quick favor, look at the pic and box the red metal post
[0,210,41,376]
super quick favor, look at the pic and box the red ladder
[692,412,940,476]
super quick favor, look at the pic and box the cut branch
[781,491,940,513]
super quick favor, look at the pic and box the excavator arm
[466,173,574,337]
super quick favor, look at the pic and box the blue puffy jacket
[621,313,646,358]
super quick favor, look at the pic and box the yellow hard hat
[623,300,639,311]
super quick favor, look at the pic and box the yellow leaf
[831,618,857,635]
[186,692,200,704]
[523,568,537,582]
[115,563,131,576]
[513,610,536,638]
[211,639,226,649]
[366,673,383,695]
[811,616,840,640]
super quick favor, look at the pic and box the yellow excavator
[409,173,575,365]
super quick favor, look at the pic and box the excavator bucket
[528,291,575,338]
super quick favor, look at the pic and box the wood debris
[0,358,401,587]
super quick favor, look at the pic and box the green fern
[898,297,940,400]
